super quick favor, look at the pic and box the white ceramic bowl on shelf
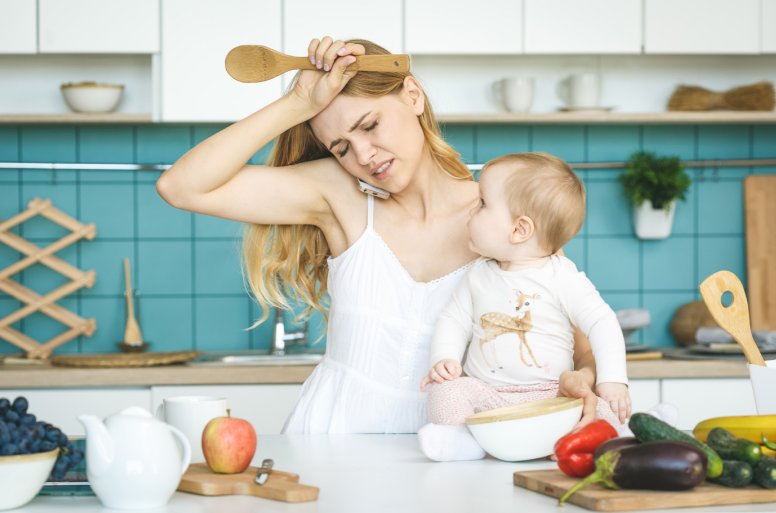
[0,448,58,510]
[61,82,124,113]
[465,396,583,461]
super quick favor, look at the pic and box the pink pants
[427,377,620,427]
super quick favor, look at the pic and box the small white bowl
[0,449,59,511]
[61,82,124,113]
[466,396,583,461]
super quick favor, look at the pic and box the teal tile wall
[0,123,774,354]
[0,124,301,355]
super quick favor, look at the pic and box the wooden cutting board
[745,175,776,331]
[178,463,318,503]
[514,469,776,511]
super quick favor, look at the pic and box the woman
[157,38,604,434]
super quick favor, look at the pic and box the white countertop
[21,435,776,513]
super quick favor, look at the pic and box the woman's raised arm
[156,39,364,228]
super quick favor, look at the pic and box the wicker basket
[50,350,203,368]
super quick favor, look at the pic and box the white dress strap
[367,194,374,229]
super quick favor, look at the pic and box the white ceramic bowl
[466,397,583,461]
[0,449,58,510]
[61,82,123,113]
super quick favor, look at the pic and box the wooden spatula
[123,258,142,346]
[699,271,766,366]
[225,45,411,83]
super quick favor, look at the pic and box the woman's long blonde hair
[242,39,473,330]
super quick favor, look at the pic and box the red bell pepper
[553,419,618,477]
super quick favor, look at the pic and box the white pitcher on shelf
[78,407,191,510]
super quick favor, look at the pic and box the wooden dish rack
[0,198,97,359]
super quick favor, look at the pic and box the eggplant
[593,437,640,461]
[559,441,708,505]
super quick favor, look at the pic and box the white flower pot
[633,200,676,240]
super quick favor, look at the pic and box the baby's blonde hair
[482,152,585,254]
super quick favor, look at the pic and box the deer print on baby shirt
[479,289,542,372]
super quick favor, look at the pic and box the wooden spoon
[699,271,766,366]
[123,258,143,346]
[225,45,411,83]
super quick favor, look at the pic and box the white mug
[556,73,600,108]
[493,77,534,113]
[156,396,227,464]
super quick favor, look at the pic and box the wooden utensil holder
[0,197,97,359]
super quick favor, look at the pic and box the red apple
[202,409,257,474]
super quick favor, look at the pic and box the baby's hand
[420,359,462,391]
[596,382,631,425]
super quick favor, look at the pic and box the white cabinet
[405,0,522,54]
[661,379,757,430]
[284,0,403,57]
[628,379,661,414]
[764,0,776,53]
[161,0,282,122]
[151,385,302,435]
[0,0,37,54]
[524,0,641,54]
[38,0,159,54]
[644,0,760,54]
[0,389,152,437]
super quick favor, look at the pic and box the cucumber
[710,460,753,488]
[707,427,762,467]
[629,413,723,478]
[754,455,776,489]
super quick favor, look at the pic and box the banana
[694,415,776,443]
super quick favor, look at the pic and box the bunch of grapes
[0,396,84,481]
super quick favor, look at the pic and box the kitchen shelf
[0,358,750,388]
[437,111,776,124]
[0,113,153,124]
[2,112,774,125]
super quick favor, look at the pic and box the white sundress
[282,195,476,434]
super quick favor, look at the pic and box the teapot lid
[117,407,154,418]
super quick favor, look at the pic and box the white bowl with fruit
[0,397,83,511]
[0,448,59,510]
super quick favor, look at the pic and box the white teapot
[78,407,191,509]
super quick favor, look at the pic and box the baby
[418,152,630,462]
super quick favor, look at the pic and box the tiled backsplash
[0,124,774,354]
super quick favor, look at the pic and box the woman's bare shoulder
[290,157,359,194]
[290,157,368,251]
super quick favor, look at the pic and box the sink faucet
[271,307,307,356]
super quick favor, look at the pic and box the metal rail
[1,159,775,173]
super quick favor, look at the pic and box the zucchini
[754,455,776,489]
[629,413,723,478]
[707,427,762,467]
[710,460,753,488]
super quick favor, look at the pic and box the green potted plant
[618,151,692,240]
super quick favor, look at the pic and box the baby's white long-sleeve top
[430,255,627,387]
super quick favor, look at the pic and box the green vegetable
[707,427,762,467]
[754,455,776,489]
[763,433,776,451]
[629,413,723,478]
[710,460,753,488]
[618,151,692,211]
